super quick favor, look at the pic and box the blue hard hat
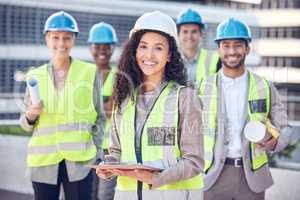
[176,8,205,28]
[215,17,251,42]
[43,11,79,34]
[88,22,118,44]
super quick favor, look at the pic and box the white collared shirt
[220,69,248,158]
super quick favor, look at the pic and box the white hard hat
[129,11,178,42]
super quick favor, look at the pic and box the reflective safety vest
[115,82,203,191]
[102,67,117,98]
[196,48,219,82]
[199,71,270,172]
[102,119,112,150]
[26,59,98,167]
[101,67,117,150]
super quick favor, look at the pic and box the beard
[221,54,246,69]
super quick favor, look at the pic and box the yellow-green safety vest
[199,71,270,172]
[196,48,219,82]
[102,66,117,98]
[115,82,203,191]
[26,59,98,167]
[101,66,117,150]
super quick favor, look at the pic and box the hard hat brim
[43,28,79,35]
[88,41,116,45]
[214,37,251,43]
[177,22,205,29]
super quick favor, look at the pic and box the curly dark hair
[113,29,186,109]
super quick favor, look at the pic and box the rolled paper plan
[266,118,280,139]
[27,78,41,105]
[244,121,271,143]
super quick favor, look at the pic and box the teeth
[144,61,155,65]
[228,56,238,60]
[98,55,106,59]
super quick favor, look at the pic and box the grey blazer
[204,70,291,193]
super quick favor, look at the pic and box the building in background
[202,0,300,126]
[0,0,258,120]
[194,0,300,167]
[0,0,299,160]
[0,0,300,198]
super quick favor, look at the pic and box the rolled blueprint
[27,78,41,105]
[244,121,271,143]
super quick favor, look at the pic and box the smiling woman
[87,21,118,200]
[136,32,170,89]
[113,27,186,110]
[19,11,104,200]
[46,31,75,58]
[45,31,76,90]
[95,11,204,200]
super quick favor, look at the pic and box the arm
[150,87,204,188]
[96,107,121,179]
[258,82,292,152]
[268,82,291,152]
[19,89,42,132]
[92,71,106,160]
[107,108,121,161]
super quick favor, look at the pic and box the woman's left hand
[112,169,157,185]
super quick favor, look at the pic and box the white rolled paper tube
[244,121,270,143]
[27,78,41,105]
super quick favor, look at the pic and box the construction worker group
[20,7,290,200]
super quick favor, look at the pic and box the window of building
[259,27,300,39]
[261,57,300,68]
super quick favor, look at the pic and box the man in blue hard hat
[177,8,220,87]
[199,17,291,200]
[88,22,118,200]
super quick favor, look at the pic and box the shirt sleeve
[92,70,106,159]
[268,82,292,153]
[108,107,122,162]
[151,87,204,188]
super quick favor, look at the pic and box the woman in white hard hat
[19,11,104,200]
[96,11,204,200]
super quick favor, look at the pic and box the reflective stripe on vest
[248,72,270,170]
[101,66,117,149]
[199,75,218,172]
[196,49,219,82]
[26,59,98,167]
[116,82,203,191]
[199,71,270,172]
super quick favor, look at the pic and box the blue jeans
[32,161,93,200]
